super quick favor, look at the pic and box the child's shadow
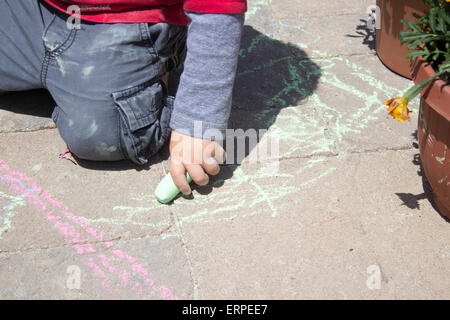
[193,25,322,195]
[0,89,55,119]
[0,26,322,197]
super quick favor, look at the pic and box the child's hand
[169,130,225,195]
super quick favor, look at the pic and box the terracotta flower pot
[411,56,450,219]
[376,0,428,79]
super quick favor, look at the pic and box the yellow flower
[384,70,442,123]
[383,97,412,122]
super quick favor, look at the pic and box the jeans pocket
[42,12,77,55]
[112,81,173,164]
[143,22,187,65]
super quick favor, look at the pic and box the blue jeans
[0,0,187,164]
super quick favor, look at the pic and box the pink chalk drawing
[0,158,179,300]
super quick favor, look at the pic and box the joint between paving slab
[273,144,417,164]
[169,209,200,299]
[0,126,57,135]
[0,224,175,256]
[293,51,376,64]
[0,237,120,256]
[297,12,376,20]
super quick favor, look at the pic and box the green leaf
[406,50,427,58]
[437,10,447,33]
[429,7,438,33]
[407,40,422,50]
[399,33,434,43]
[402,19,421,32]
[439,6,450,25]
[440,58,450,71]
[398,1,449,75]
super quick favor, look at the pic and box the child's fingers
[202,157,220,176]
[169,159,191,195]
[213,144,226,164]
[185,163,209,186]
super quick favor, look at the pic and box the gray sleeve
[169,12,245,140]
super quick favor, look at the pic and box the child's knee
[52,106,124,162]
[51,85,174,164]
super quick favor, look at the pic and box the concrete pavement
[0,0,449,299]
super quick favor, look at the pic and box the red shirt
[44,0,247,25]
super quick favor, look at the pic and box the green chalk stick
[154,172,192,204]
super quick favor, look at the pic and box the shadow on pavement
[194,25,322,196]
[0,89,54,118]
[345,18,376,51]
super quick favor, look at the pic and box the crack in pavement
[0,126,56,134]
[0,223,174,256]
[169,209,200,300]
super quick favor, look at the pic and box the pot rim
[410,55,450,120]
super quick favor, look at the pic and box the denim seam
[40,51,50,89]
[114,104,140,162]
[116,111,128,160]
[40,15,78,87]
[139,23,159,60]
[113,80,152,98]
[52,28,78,57]
[51,104,60,123]
[42,12,78,56]
[140,22,168,81]
[161,96,174,142]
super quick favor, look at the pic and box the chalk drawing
[246,0,271,19]
[69,2,415,234]
[0,190,26,239]
[0,0,419,298]
[78,3,416,230]
[0,159,179,299]
[84,205,170,229]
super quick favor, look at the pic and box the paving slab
[0,130,172,252]
[246,0,377,58]
[0,0,449,300]
[0,130,192,299]
[269,0,375,18]
[232,44,415,160]
[0,236,192,299]
[172,150,450,299]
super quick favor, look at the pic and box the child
[0,0,246,195]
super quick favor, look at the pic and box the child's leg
[43,10,187,164]
[0,0,51,92]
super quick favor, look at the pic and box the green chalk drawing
[75,0,418,230]
[0,191,27,239]
[246,0,272,18]
[279,21,306,30]
[240,34,270,59]
[237,56,293,77]
[265,61,322,108]
[83,204,171,229]
[249,179,278,217]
